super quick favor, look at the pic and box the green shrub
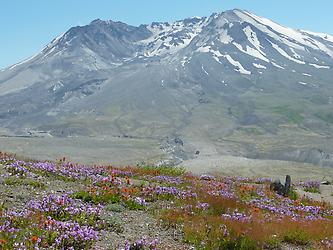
[315,113,333,124]
[25,179,46,189]
[4,177,23,186]
[264,236,282,249]
[4,177,45,189]
[105,203,125,213]
[288,188,299,200]
[272,106,304,124]
[124,199,146,210]
[73,190,121,204]
[219,236,258,250]
[283,229,310,245]
[138,165,186,176]
[304,187,320,194]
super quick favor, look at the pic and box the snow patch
[243,26,268,59]
[221,54,251,75]
[302,73,312,77]
[253,63,267,69]
[197,46,211,53]
[201,65,209,75]
[181,57,189,67]
[52,81,64,91]
[299,81,308,85]
[219,29,233,44]
[271,61,285,69]
[270,41,306,64]
[233,43,269,62]
[290,48,302,59]
[309,63,330,69]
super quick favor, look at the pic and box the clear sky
[1,0,332,69]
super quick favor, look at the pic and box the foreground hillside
[1,152,333,249]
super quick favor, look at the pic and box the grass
[283,229,310,245]
[124,199,146,210]
[4,177,45,189]
[271,105,304,124]
[134,165,186,176]
[310,95,329,105]
[288,188,299,200]
[304,187,321,194]
[315,112,333,124]
[73,190,122,204]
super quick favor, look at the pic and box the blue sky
[1,0,332,69]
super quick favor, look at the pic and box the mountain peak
[90,18,106,25]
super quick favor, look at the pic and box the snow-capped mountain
[1,9,333,166]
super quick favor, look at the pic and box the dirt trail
[296,185,333,205]
[181,154,333,182]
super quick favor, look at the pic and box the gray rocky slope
[1,9,333,166]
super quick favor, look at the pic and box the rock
[174,137,184,146]
[270,175,292,197]
[270,179,285,196]
[200,174,216,181]
[321,180,331,185]
[284,175,291,197]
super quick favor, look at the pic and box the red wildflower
[0,239,7,245]
[31,235,39,243]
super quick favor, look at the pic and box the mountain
[1,9,333,166]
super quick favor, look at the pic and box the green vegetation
[315,112,333,124]
[73,190,122,204]
[283,229,310,246]
[309,95,329,105]
[124,199,146,211]
[272,106,304,124]
[4,177,45,189]
[288,188,299,200]
[219,236,258,250]
[304,187,321,194]
[137,165,186,176]
[105,203,125,213]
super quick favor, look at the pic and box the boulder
[270,175,292,197]
[284,175,291,196]
[270,179,285,196]
[200,174,216,181]
[321,180,331,185]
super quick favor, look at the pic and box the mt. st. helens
[0,9,333,166]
